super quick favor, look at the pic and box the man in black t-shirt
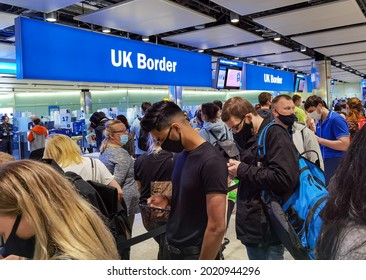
[140,101,228,260]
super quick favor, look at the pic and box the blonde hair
[100,120,125,154]
[0,151,15,163]
[43,134,83,168]
[0,160,119,260]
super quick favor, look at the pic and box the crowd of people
[1,92,365,260]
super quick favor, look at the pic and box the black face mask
[0,215,35,259]
[277,112,297,127]
[233,122,254,149]
[161,127,184,153]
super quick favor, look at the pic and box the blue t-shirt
[316,111,349,159]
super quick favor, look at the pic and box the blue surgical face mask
[0,215,35,259]
[120,134,129,145]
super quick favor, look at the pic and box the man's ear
[271,108,279,117]
[245,113,253,123]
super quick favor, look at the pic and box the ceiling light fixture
[300,46,306,52]
[102,27,111,33]
[230,12,239,23]
[45,11,57,22]
[142,35,149,42]
[195,25,205,30]
[274,34,281,41]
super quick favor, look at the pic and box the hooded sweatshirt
[199,120,233,145]
[28,125,48,151]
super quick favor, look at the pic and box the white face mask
[310,110,322,121]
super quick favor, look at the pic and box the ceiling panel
[291,25,366,48]
[332,52,366,62]
[315,41,366,57]
[214,41,290,58]
[343,59,366,67]
[272,59,312,68]
[210,0,305,16]
[75,0,216,36]
[250,51,309,63]
[254,0,365,36]
[353,66,366,71]
[0,42,15,60]
[0,12,17,29]
[331,67,346,73]
[0,0,81,13]
[162,24,262,49]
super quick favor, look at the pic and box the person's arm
[27,131,34,142]
[199,193,227,260]
[108,179,123,202]
[316,135,350,151]
[136,180,142,193]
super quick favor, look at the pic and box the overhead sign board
[244,64,295,91]
[15,17,212,87]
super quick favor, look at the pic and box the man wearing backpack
[271,94,324,170]
[130,102,151,157]
[221,97,299,260]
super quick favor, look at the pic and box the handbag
[140,181,172,231]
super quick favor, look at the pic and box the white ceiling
[210,0,306,16]
[162,24,262,49]
[75,0,216,36]
[254,0,365,36]
[250,51,309,64]
[332,52,366,62]
[291,25,366,48]
[0,11,17,29]
[272,59,312,68]
[315,41,366,57]
[215,41,291,58]
[343,59,366,67]
[0,0,81,13]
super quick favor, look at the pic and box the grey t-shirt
[99,146,140,216]
[335,224,366,260]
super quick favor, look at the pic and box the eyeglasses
[114,130,126,133]
[229,117,245,133]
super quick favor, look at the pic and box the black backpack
[65,171,132,259]
[137,117,149,151]
[207,128,240,160]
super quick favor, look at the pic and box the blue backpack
[258,122,328,260]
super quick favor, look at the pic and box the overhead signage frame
[15,17,212,87]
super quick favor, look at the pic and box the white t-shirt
[63,157,114,185]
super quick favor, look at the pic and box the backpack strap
[206,128,226,142]
[90,158,96,181]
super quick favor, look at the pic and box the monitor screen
[217,67,227,89]
[213,58,243,90]
[226,68,242,88]
[294,74,306,92]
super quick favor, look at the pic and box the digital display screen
[226,69,242,88]
[213,58,243,90]
[298,79,305,92]
[295,75,306,92]
[217,67,227,89]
